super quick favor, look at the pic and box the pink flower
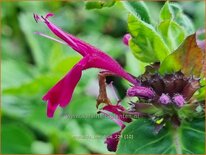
[34,13,138,117]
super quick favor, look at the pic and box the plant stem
[172,126,182,154]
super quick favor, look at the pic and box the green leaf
[159,33,205,77]
[170,3,194,35]
[2,123,35,154]
[158,2,186,51]
[85,0,115,10]
[158,20,185,51]
[159,2,194,35]
[117,118,205,154]
[128,14,170,63]
[159,1,173,21]
[122,1,151,24]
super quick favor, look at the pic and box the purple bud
[172,94,185,107]
[122,34,131,46]
[127,86,154,99]
[105,130,121,152]
[159,93,171,105]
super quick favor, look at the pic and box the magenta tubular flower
[34,13,138,117]
[98,109,126,152]
[127,85,155,99]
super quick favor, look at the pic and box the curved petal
[34,13,138,85]
[34,13,93,56]
[103,105,132,123]
[105,130,122,152]
[87,53,138,84]
[43,56,90,117]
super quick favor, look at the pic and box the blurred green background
[1,1,205,154]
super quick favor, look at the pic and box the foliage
[117,118,205,154]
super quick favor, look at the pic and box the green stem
[172,126,182,154]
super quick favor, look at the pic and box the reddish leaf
[159,33,205,77]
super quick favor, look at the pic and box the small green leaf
[159,33,205,77]
[159,1,173,21]
[117,118,205,154]
[85,0,115,10]
[158,2,187,51]
[122,1,151,24]
[128,14,170,63]
[158,20,185,51]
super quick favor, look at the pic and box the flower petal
[35,13,93,56]
[103,105,132,123]
[43,56,90,117]
[34,13,138,85]
[99,110,125,152]
[105,130,122,152]
[88,53,138,84]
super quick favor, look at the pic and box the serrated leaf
[159,33,205,77]
[117,118,205,154]
[128,14,170,63]
[122,1,151,24]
